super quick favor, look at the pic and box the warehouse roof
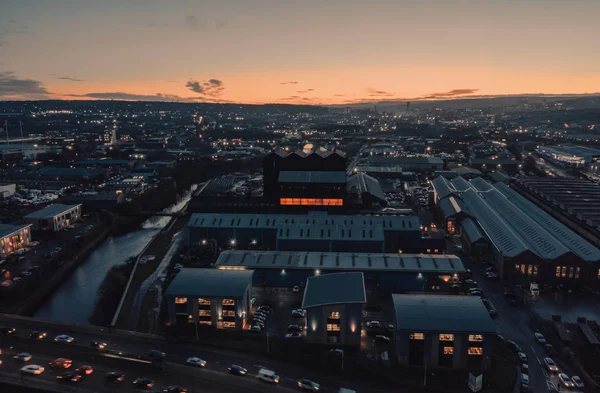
[24,204,81,219]
[165,268,254,298]
[302,272,366,308]
[347,172,386,203]
[439,196,465,219]
[461,218,486,243]
[278,171,346,184]
[0,223,31,239]
[277,224,385,242]
[392,294,496,334]
[452,167,483,177]
[215,250,465,273]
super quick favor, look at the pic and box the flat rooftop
[215,250,465,273]
[278,171,346,184]
[392,294,496,334]
[0,223,31,239]
[24,204,81,219]
[302,272,366,308]
[165,268,254,298]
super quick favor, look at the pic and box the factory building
[278,171,346,208]
[185,213,427,253]
[431,176,600,287]
[536,145,600,167]
[24,204,82,232]
[215,250,465,292]
[392,295,496,369]
[0,224,32,258]
[347,172,387,210]
[468,158,521,174]
[302,272,366,346]
[165,268,254,330]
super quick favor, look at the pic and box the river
[34,186,196,324]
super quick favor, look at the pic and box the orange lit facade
[280,198,343,206]
[0,224,32,258]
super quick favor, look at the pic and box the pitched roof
[0,223,31,239]
[278,171,346,184]
[461,218,486,243]
[302,272,366,308]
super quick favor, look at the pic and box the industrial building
[431,176,600,286]
[302,272,366,346]
[357,156,444,172]
[451,167,482,180]
[0,224,32,258]
[215,250,465,292]
[468,158,521,174]
[278,170,346,207]
[165,268,254,330]
[536,145,600,167]
[24,203,82,232]
[512,178,600,246]
[185,213,428,253]
[392,295,496,369]
[0,183,16,199]
[347,172,387,210]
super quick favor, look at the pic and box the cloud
[421,88,479,99]
[186,78,225,97]
[333,94,346,97]
[297,89,314,93]
[184,15,206,30]
[367,88,395,97]
[0,71,51,98]
[279,96,321,103]
[280,81,298,85]
[67,92,187,101]
[58,76,83,82]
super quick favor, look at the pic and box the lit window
[468,347,483,355]
[199,320,212,325]
[469,335,484,342]
[410,333,424,340]
[598,268,600,279]
[222,310,235,317]
[575,267,580,279]
[533,265,538,276]
[329,312,340,319]
[222,321,236,328]
[327,324,340,331]
[198,298,210,305]
[222,299,235,306]
[175,297,187,304]
[527,265,533,275]
[199,310,211,316]
[568,267,574,278]
[443,347,454,355]
[520,264,526,274]
[556,266,561,278]
[561,266,567,278]
[439,334,454,341]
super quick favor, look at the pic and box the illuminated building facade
[302,272,366,346]
[0,224,32,258]
[165,268,253,331]
[25,204,82,232]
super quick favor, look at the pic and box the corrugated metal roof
[215,250,465,273]
[469,177,494,192]
[278,171,346,184]
[432,176,455,200]
[347,172,386,202]
[392,294,496,334]
[302,272,366,308]
[165,268,253,298]
[439,196,464,219]
[450,176,472,192]
[24,204,81,219]
[278,224,385,241]
[461,218,485,243]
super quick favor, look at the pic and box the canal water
[34,187,195,324]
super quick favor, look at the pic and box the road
[0,314,396,393]
[531,154,574,179]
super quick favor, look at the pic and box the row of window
[280,198,343,206]
[175,298,235,306]
[327,324,340,332]
[410,333,484,342]
[515,264,538,276]
[443,347,483,356]
[555,266,580,279]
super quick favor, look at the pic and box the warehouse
[0,224,32,258]
[347,172,387,210]
[165,268,254,330]
[24,203,82,232]
[392,294,496,369]
[278,170,347,208]
[536,145,600,167]
[302,272,366,346]
[431,176,600,286]
[185,213,424,253]
[215,250,465,292]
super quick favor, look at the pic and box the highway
[0,314,396,393]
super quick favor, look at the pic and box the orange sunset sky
[1,0,600,105]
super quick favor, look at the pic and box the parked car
[133,377,155,389]
[20,365,44,375]
[257,306,272,314]
[292,310,305,318]
[288,324,304,333]
[374,335,391,343]
[544,344,556,356]
[365,321,381,329]
[520,363,529,374]
[249,325,262,333]
[507,340,521,353]
[293,286,300,293]
[520,373,529,390]
[534,333,546,344]
[544,357,558,372]
[228,365,247,376]
[285,333,303,340]
[558,373,574,388]
[517,352,528,363]
[571,376,584,388]
[185,357,207,367]
[298,379,320,391]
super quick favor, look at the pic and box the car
[163,386,187,393]
[257,305,272,314]
[54,334,74,343]
[293,286,300,293]
[251,321,265,329]
[488,309,498,317]
[104,372,125,383]
[485,267,497,273]
[520,373,529,390]
[544,343,556,355]
[534,333,546,344]
[285,333,303,339]
[49,358,72,369]
[253,316,266,323]
[485,272,499,280]
[249,325,262,332]
[147,349,166,359]
[76,365,93,375]
[30,331,47,339]
[298,379,321,391]
[91,340,107,349]
[365,321,381,329]
[21,365,44,375]
[254,312,268,319]
[21,271,32,277]
[258,368,280,384]
[185,357,207,367]
[0,326,16,335]
[507,340,521,353]
[56,372,82,383]
[520,363,529,374]
[288,324,303,333]
[13,248,27,255]
[517,352,528,363]
[388,324,395,331]
[544,357,558,372]
[375,335,391,343]
[330,348,344,357]
[133,377,155,389]
[292,310,306,318]
[30,241,40,247]
[558,373,574,388]
[228,365,247,376]
[14,352,32,362]
[571,376,584,388]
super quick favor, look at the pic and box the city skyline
[2,0,600,104]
